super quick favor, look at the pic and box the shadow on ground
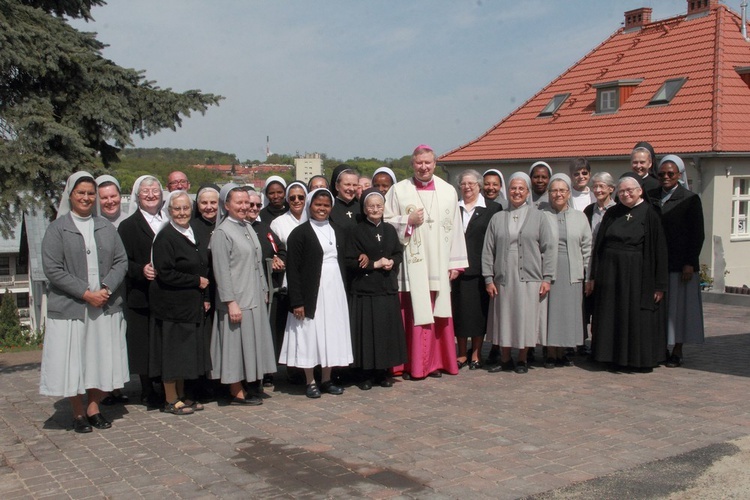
[231,436,433,497]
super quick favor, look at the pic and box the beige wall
[443,156,750,288]
[294,157,323,183]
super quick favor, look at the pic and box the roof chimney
[624,8,652,30]
[687,0,718,16]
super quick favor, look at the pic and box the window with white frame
[598,89,617,113]
[731,177,750,238]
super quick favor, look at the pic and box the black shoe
[638,366,654,373]
[469,360,481,370]
[379,378,394,388]
[457,359,469,370]
[544,357,556,369]
[320,381,344,395]
[665,355,682,368]
[262,374,274,387]
[306,383,321,399]
[229,396,258,406]
[101,392,129,406]
[576,345,589,356]
[560,355,574,367]
[428,370,442,378]
[86,413,111,430]
[358,379,373,391]
[515,362,528,374]
[244,395,263,406]
[488,359,514,373]
[73,416,92,433]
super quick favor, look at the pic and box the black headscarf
[329,164,357,198]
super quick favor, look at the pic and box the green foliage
[0,0,223,235]
[0,289,26,348]
[109,148,237,193]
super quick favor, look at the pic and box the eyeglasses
[365,204,384,210]
[658,171,677,178]
[139,189,161,196]
[288,195,305,202]
[167,179,189,187]
[618,188,640,196]
[248,203,262,208]
[549,189,569,195]
[169,205,191,212]
[459,182,478,188]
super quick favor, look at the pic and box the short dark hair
[568,157,590,174]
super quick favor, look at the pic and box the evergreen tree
[0,0,223,235]
[0,289,24,347]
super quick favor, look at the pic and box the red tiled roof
[440,4,750,164]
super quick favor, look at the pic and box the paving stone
[1,302,749,498]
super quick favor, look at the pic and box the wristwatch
[101,283,112,297]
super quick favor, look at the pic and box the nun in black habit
[345,188,407,389]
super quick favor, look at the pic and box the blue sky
[73,0,693,161]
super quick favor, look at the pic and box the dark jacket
[150,224,209,324]
[591,202,668,310]
[118,210,157,310]
[285,220,347,319]
[648,185,704,272]
[461,202,502,276]
[345,219,402,296]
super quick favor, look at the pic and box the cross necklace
[416,190,436,229]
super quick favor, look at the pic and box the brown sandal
[182,399,204,411]
[161,399,194,415]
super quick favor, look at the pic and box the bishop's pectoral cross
[375,234,382,242]
[512,214,519,222]
[626,213,633,221]
[346,211,353,218]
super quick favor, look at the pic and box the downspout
[743,1,750,41]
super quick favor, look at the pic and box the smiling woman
[40,171,129,433]
[150,190,211,415]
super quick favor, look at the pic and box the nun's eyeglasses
[288,195,305,202]
[248,203,262,208]
[658,171,677,178]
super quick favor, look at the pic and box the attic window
[735,67,750,88]
[592,79,642,114]
[538,93,570,117]
[648,78,687,105]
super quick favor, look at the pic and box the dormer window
[649,77,687,105]
[538,93,570,117]
[592,79,642,114]
[735,67,750,89]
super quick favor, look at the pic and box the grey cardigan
[482,206,557,286]
[42,214,127,320]
[543,208,592,284]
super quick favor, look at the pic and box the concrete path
[0,302,748,499]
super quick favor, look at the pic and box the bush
[0,289,27,348]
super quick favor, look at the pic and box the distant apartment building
[294,154,323,183]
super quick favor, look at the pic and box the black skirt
[451,275,490,338]
[349,294,407,370]
[125,306,150,375]
[149,318,211,381]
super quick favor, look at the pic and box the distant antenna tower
[266,136,271,159]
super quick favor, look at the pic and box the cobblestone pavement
[1,302,748,499]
